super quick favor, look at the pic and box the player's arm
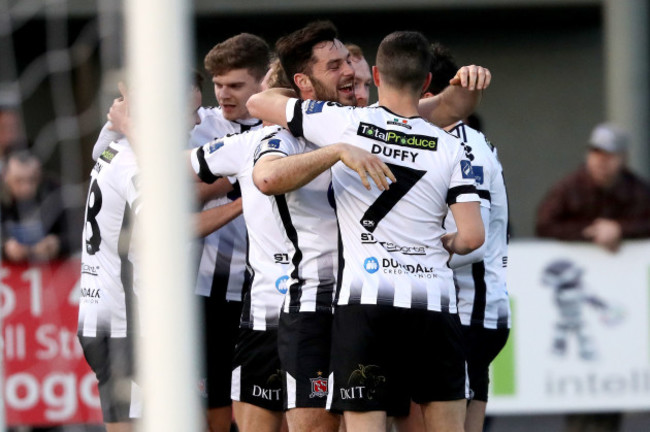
[194,198,243,238]
[93,121,124,161]
[447,202,490,267]
[254,144,395,195]
[442,201,485,255]
[418,65,491,128]
[246,88,296,129]
[185,148,234,203]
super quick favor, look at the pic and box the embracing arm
[194,198,243,238]
[419,65,491,128]
[442,201,485,256]
[246,88,296,129]
[253,144,395,195]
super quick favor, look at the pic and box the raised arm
[418,65,491,128]
[246,88,296,129]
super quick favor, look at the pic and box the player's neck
[377,87,420,118]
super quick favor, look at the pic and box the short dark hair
[376,31,431,93]
[426,42,458,95]
[204,33,270,81]
[275,21,338,93]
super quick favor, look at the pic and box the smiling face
[212,68,263,121]
[350,56,371,107]
[304,39,356,106]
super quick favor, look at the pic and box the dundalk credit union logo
[364,257,379,274]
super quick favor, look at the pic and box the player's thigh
[462,325,509,402]
[231,328,284,412]
[328,304,409,415]
[278,311,333,409]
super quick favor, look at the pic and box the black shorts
[79,334,136,423]
[462,325,510,402]
[278,311,333,410]
[201,296,242,408]
[328,304,468,415]
[231,328,283,411]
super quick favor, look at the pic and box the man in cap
[536,122,650,253]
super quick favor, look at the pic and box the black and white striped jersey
[78,139,141,337]
[254,128,339,314]
[284,98,479,312]
[190,107,262,302]
[445,122,511,329]
[190,126,290,330]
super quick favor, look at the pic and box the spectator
[536,122,650,432]
[0,105,27,173]
[536,122,650,252]
[1,150,70,262]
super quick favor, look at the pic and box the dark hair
[204,33,270,81]
[425,42,458,95]
[376,31,431,93]
[275,21,338,93]
[192,69,205,90]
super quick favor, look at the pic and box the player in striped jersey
[189,34,271,432]
[248,30,487,432]
[78,80,203,432]
[189,60,295,432]
[427,44,510,432]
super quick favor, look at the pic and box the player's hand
[449,65,491,91]
[108,82,132,136]
[441,232,456,262]
[582,218,622,252]
[337,144,396,191]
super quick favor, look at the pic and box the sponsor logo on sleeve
[460,160,474,179]
[99,147,119,163]
[306,100,326,114]
[207,138,224,154]
[472,165,484,184]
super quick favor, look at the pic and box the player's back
[79,140,140,338]
[292,101,478,312]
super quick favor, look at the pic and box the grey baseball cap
[588,123,629,154]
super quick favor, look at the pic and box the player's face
[308,39,356,106]
[586,148,625,188]
[212,68,263,121]
[351,57,371,107]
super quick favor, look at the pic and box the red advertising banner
[2,258,103,426]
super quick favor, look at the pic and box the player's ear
[372,66,381,87]
[294,73,313,94]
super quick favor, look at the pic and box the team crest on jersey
[306,100,326,114]
[460,160,474,179]
[309,372,328,398]
[100,147,119,163]
[472,165,484,184]
[387,118,412,130]
[266,138,281,149]
[207,138,225,154]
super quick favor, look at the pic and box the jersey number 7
[359,163,426,233]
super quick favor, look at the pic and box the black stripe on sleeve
[195,146,220,184]
[287,99,304,138]
[477,189,491,203]
[446,184,478,205]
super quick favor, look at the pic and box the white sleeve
[254,128,306,163]
[446,142,480,205]
[190,134,247,184]
[285,98,353,147]
[92,122,124,161]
